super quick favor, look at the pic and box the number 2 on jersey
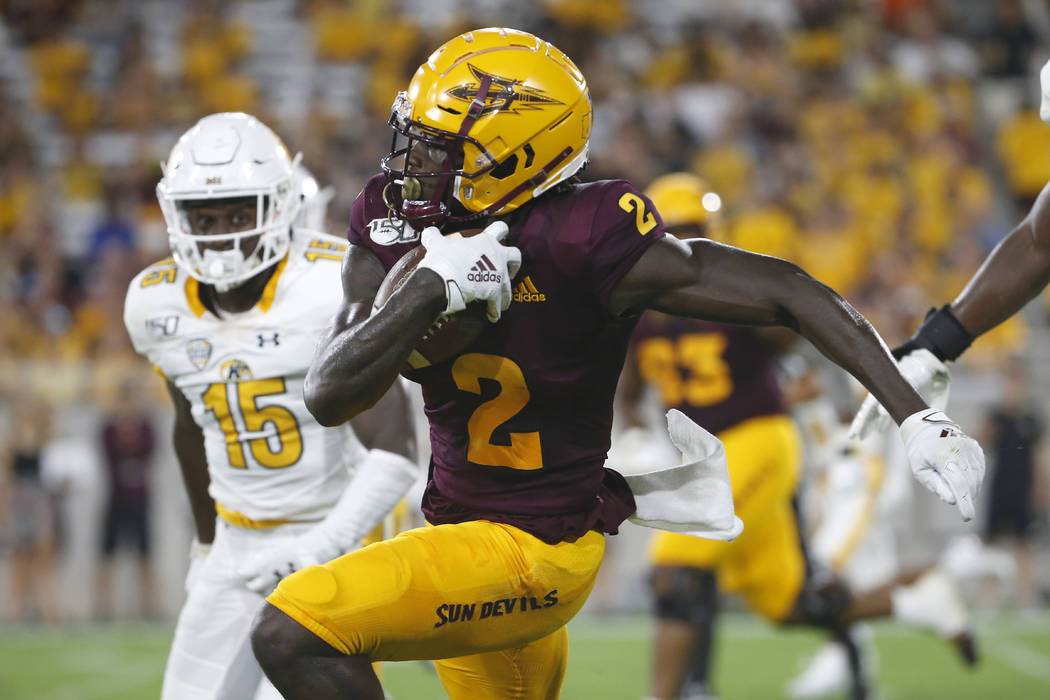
[618,192,657,235]
[201,378,303,469]
[452,353,543,470]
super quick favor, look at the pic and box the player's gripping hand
[849,348,951,440]
[238,537,333,596]
[418,221,522,322]
[900,409,985,522]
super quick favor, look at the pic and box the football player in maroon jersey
[251,28,984,700]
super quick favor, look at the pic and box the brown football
[372,233,489,369]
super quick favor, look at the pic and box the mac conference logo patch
[186,339,212,369]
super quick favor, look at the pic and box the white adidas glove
[900,409,985,522]
[1041,58,1050,124]
[184,538,212,594]
[849,349,951,440]
[418,221,522,322]
[238,449,419,595]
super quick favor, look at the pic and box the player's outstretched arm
[612,236,985,520]
[851,180,1050,441]
[612,237,925,423]
[304,243,446,426]
[950,180,1050,338]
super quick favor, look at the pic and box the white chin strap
[201,248,247,292]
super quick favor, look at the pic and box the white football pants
[162,518,314,700]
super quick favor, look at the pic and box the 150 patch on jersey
[367,217,419,246]
[147,315,179,338]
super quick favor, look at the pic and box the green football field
[2,612,1049,699]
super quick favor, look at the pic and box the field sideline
[2,612,1049,699]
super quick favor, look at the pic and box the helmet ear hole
[489,153,519,180]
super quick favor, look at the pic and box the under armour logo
[257,333,280,347]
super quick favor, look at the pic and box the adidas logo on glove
[467,255,502,283]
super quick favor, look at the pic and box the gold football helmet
[644,173,722,234]
[381,27,592,227]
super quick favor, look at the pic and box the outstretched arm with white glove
[899,409,984,522]
[850,346,954,441]
[853,61,1050,441]
[846,330,985,521]
[240,380,420,595]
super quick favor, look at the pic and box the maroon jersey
[348,174,666,543]
[632,314,786,436]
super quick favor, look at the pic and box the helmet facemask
[161,174,298,292]
[381,91,495,229]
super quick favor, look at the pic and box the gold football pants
[268,519,605,699]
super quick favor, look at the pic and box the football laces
[421,314,451,341]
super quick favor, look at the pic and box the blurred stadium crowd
[2,0,1050,623]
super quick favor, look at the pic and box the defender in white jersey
[123,113,420,700]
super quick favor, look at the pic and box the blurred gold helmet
[381,27,592,226]
[644,173,722,230]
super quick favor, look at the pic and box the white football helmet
[158,113,302,291]
[293,163,335,232]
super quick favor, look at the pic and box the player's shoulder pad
[283,228,348,298]
[290,227,349,264]
[579,179,665,241]
[348,173,390,245]
[124,257,189,352]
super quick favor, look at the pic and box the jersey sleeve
[123,259,183,366]
[586,180,667,311]
[347,174,389,246]
[123,270,158,358]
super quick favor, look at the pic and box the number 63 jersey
[123,232,363,523]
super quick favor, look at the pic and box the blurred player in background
[93,379,158,621]
[2,398,64,624]
[782,350,904,699]
[123,112,420,700]
[625,175,973,700]
[979,356,1046,609]
[250,29,984,700]
[619,173,804,700]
